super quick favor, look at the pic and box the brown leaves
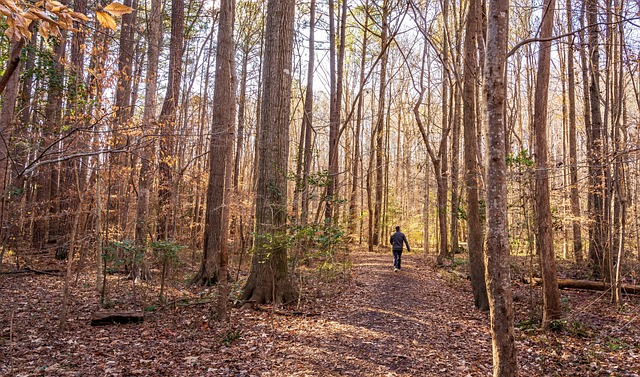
[3,250,640,375]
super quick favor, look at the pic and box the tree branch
[507,16,640,58]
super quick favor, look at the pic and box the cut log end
[90,311,144,326]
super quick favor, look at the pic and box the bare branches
[507,16,640,58]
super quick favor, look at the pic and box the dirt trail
[0,251,494,376]
[270,250,493,376]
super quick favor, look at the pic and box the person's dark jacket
[390,231,410,252]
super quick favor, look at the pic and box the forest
[1,0,640,375]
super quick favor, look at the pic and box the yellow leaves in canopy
[96,11,117,31]
[103,2,134,17]
[96,2,134,30]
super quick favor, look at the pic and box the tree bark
[0,42,23,239]
[348,2,368,237]
[157,0,185,241]
[485,0,518,373]
[299,0,316,227]
[32,34,66,250]
[587,0,609,281]
[241,0,297,305]
[372,0,389,247]
[325,0,348,225]
[234,46,249,191]
[566,0,583,264]
[462,0,488,311]
[437,0,450,266]
[533,0,561,328]
[133,0,162,280]
[194,0,236,292]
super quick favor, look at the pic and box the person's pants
[393,250,402,269]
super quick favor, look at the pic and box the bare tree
[157,0,185,241]
[532,0,561,328]
[484,0,518,373]
[193,0,237,298]
[586,0,609,281]
[372,0,389,247]
[133,0,163,280]
[565,0,583,264]
[241,0,297,305]
[462,0,488,311]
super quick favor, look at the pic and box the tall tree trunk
[566,0,583,263]
[579,0,593,267]
[241,0,297,305]
[587,0,609,281]
[0,42,22,250]
[298,0,316,227]
[19,30,38,126]
[437,0,450,265]
[611,0,626,304]
[209,0,236,321]
[234,47,249,191]
[114,0,136,124]
[348,3,368,237]
[326,0,338,224]
[533,0,561,327]
[325,0,347,225]
[485,0,518,373]
[113,0,137,239]
[32,35,66,250]
[194,0,236,290]
[463,0,488,311]
[134,0,162,279]
[87,24,111,294]
[450,85,461,256]
[157,0,185,241]
[372,0,389,247]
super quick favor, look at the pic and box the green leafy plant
[549,319,566,332]
[605,336,627,352]
[566,320,594,338]
[516,318,540,334]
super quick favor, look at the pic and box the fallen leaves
[1,249,640,375]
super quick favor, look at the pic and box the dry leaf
[96,10,116,30]
[29,8,58,24]
[70,11,89,21]
[103,2,134,17]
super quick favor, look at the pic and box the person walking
[390,226,410,271]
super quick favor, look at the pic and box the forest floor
[2,247,640,376]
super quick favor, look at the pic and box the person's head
[395,226,400,232]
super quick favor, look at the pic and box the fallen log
[525,277,640,294]
[91,311,144,326]
[0,267,62,276]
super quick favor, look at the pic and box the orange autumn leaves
[0,0,133,41]
[96,2,135,30]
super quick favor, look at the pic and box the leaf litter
[1,248,639,376]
